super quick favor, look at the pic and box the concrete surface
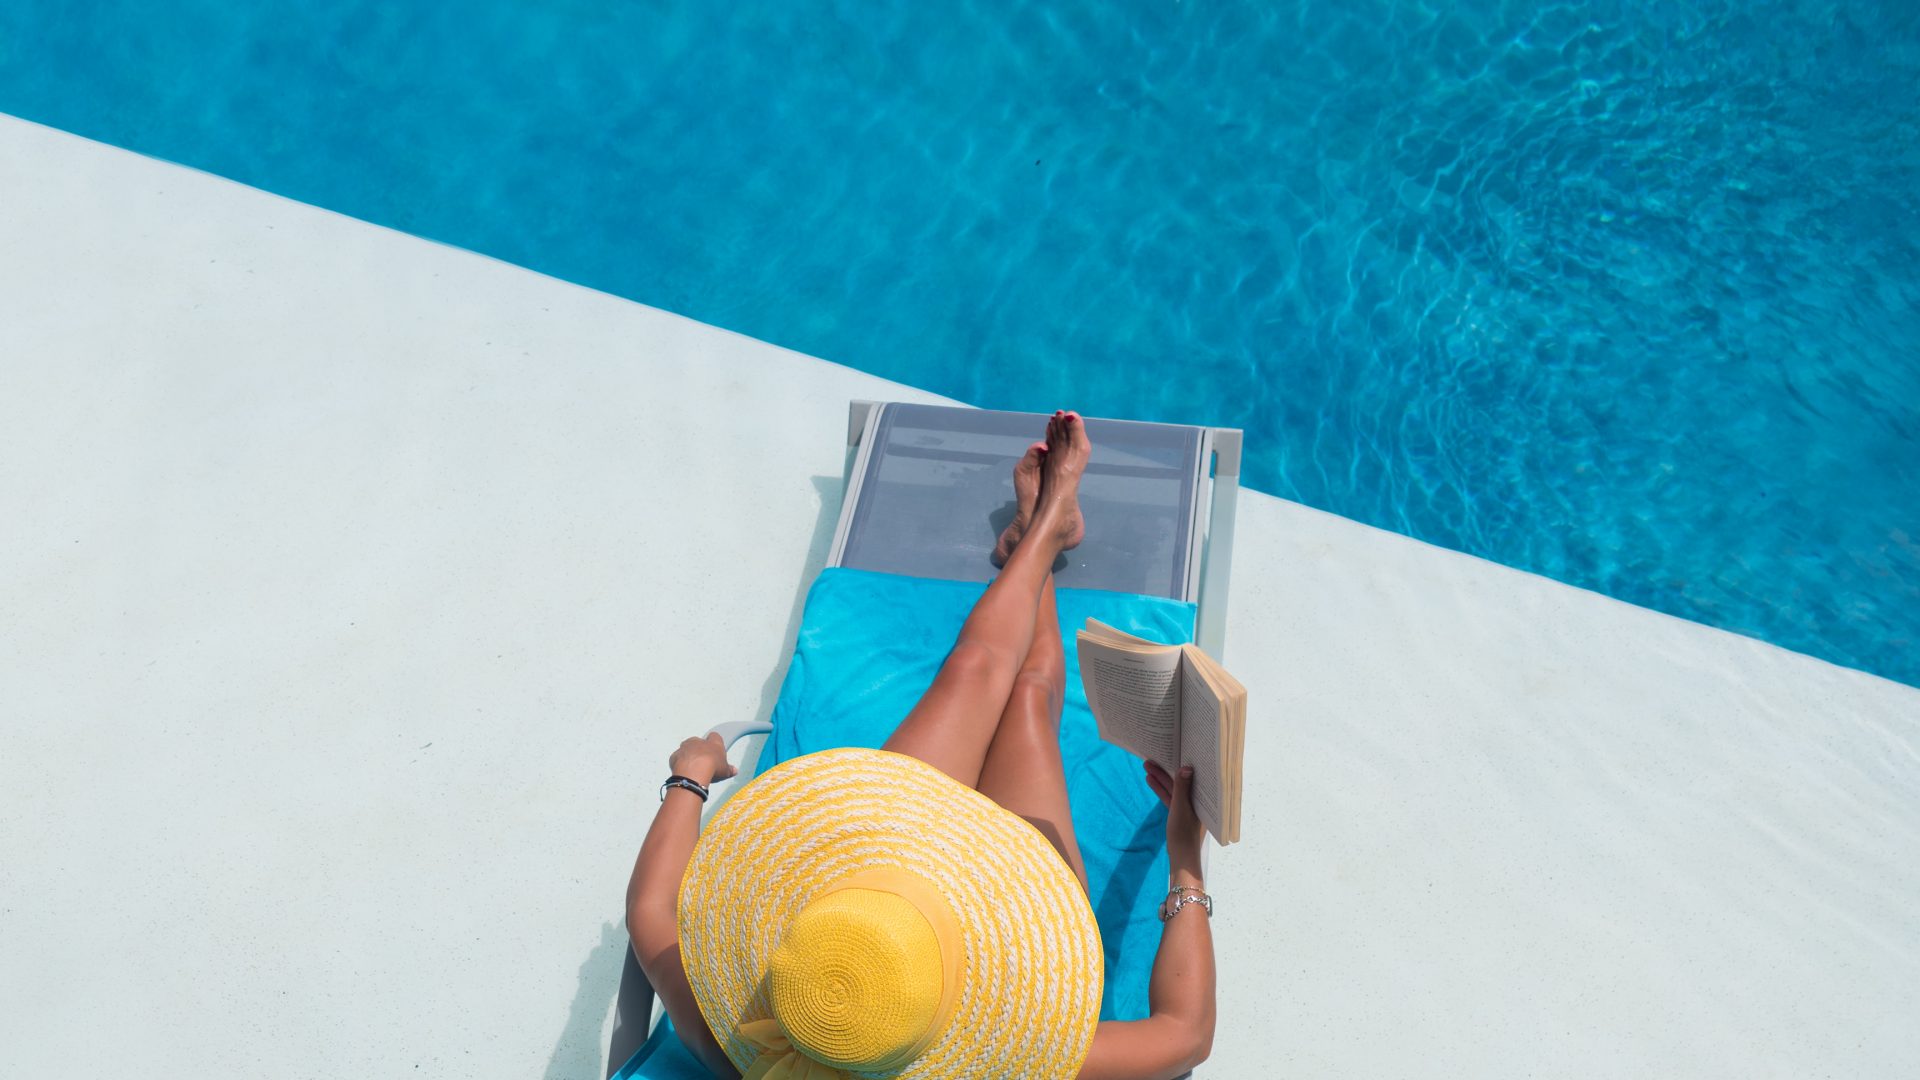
[2,114,1915,1078]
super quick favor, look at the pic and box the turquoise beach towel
[614,567,1195,1079]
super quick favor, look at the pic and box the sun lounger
[607,402,1243,1078]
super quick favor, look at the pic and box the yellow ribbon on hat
[741,868,965,1079]
[738,1020,845,1080]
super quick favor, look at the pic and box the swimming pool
[2,1,1914,685]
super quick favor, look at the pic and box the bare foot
[1030,410,1089,552]
[992,441,1048,567]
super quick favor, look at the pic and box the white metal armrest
[705,720,774,750]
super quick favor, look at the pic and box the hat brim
[679,747,1105,1079]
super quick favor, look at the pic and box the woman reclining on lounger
[626,411,1216,1080]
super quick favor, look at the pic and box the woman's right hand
[668,732,738,787]
[1143,760,1207,872]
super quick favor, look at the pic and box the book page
[1178,659,1227,843]
[1078,634,1182,768]
[1181,644,1248,843]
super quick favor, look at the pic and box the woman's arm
[624,734,742,1079]
[1078,763,1217,1080]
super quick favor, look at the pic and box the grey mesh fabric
[836,404,1202,599]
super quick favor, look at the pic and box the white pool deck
[2,113,1917,1078]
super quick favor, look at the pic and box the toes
[1062,411,1089,454]
[1015,442,1046,495]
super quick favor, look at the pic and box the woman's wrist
[1169,863,1205,891]
[1168,842,1205,883]
[667,755,720,786]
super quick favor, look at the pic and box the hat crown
[767,875,961,1071]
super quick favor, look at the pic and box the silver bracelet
[1159,885,1213,921]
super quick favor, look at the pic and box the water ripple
[1,0,1914,682]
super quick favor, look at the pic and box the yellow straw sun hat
[679,747,1104,1079]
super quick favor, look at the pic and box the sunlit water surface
[2,0,1915,683]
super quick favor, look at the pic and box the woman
[626,411,1216,1080]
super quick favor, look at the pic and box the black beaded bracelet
[660,775,710,802]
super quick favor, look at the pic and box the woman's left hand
[1144,760,1207,876]
[668,733,739,787]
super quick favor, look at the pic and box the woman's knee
[1005,669,1064,724]
[942,639,1019,687]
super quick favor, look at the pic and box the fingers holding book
[1145,759,1208,872]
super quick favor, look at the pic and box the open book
[1077,620,1247,845]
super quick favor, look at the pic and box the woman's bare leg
[975,574,1090,892]
[883,411,1090,788]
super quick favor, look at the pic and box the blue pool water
[2,2,1916,685]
